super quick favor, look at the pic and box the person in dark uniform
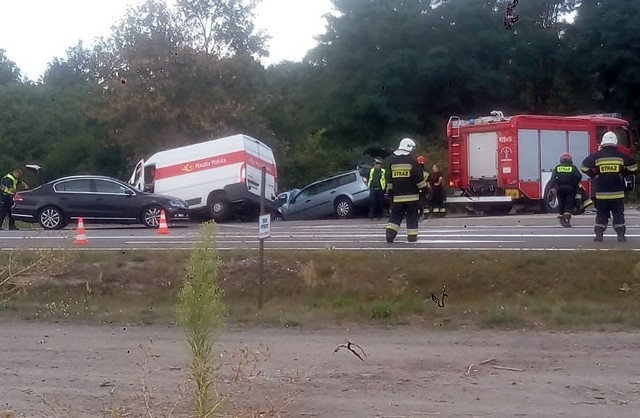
[385,138,428,243]
[550,153,582,227]
[581,131,638,242]
[429,164,446,217]
[416,155,430,220]
[367,158,386,220]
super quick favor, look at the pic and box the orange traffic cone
[74,217,89,245]
[157,210,169,235]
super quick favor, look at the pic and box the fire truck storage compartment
[518,129,590,197]
[518,129,540,183]
[468,132,498,179]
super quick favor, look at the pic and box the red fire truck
[446,111,637,214]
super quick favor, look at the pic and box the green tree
[568,0,640,121]
[0,49,21,85]
[176,0,268,57]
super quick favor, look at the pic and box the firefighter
[581,131,638,242]
[368,158,386,220]
[385,138,428,243]
[550,153,582,227]
[0,168,28,231]
[429,164,446,217]
[416,155,430,219]
[573,183,594,214]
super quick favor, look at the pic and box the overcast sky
[0,0,334,81]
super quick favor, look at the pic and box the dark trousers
[385,201,420,242]
[368,188,385,219]
[430,187,445,214]
[557,186,576,215]
[0,193,16,229]
[595,198,625,229]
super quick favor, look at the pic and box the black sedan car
[12,175,190,230]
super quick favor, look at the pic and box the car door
[52,179,94,219]
[91,179,140,221]
[286,179,336,220]
[284,184,320,220]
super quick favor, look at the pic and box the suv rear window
[336,173,356,186]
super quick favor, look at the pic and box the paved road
[2,211,640,251]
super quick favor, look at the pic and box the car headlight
[170,200,188,208]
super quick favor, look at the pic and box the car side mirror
[124,189,135,197]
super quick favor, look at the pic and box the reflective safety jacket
[385,154,428,203]
[581,147,638,200]
[551,163,582,190]
[368,167,386,190]
[1,173,19,196]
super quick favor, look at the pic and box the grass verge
[2,249,640,330]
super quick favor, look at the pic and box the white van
[129,134,279,222]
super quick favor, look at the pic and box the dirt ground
[1,322,640,418]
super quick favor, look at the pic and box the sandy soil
[1,322,640,417]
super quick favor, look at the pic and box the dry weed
[298,260,318,289]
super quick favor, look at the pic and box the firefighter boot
[563,212,572,228]
[615,226,626,242]
[558,214,569,228]
[408,234,418,243]
[594,226,605,242]
[385,228,398,244]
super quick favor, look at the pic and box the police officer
[0,168,28,231]
[551,153,582,227]
[581,131,638,242]
[385,138,428,243]
[368,158,386,220]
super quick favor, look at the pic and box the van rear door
[129,159,145,190]
[243,138,262,197]
[257,142,277,201]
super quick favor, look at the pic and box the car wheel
[543,184,559,213]
[142,205,163,228]
[39,206,65,230]
[208,193,230,223]
[272,211,285,222]
[335,197,354,219]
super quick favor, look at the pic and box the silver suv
[278,170,370,220]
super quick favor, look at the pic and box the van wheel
[543,184,559,213]
[208,193,230,222]
[335,197,354,219]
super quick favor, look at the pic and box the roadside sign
[258,214,271,239]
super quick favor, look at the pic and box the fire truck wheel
[208,192,230,222]
[543,184,559,213]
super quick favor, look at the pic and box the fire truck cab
[446,110,636,214]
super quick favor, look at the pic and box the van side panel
[136,134,278,214]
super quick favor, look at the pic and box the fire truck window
[596,126,631,148]
[613,127,631,148]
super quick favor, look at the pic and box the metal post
[258,166,266,310]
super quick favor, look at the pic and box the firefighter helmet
[417,155,426,165]
[601,131,618,147]
[394,137,416,155]
[560,153,572,163]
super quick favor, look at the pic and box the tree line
[0,0,638,189]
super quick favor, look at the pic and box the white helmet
[394,137,416,155]
[601,131,618,147]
